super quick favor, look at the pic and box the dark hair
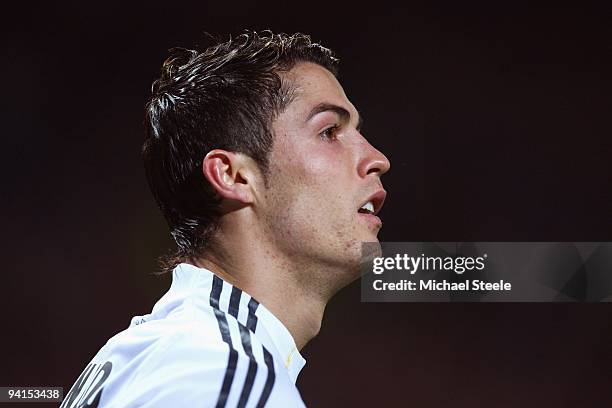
[143,30,339,273]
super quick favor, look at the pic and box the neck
[189,229,334,350]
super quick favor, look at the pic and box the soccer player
[62,30,390,407]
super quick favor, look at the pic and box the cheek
[268,137,356,219]
[264,166,349,234]
[288,144,351,185]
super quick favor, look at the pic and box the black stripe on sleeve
[210,276,238,408]
[228,286,241,319]
[255,347,276,408]
[210,275,223,310]
[246,297,259,332]
[236,324,258,408]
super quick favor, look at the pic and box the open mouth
[358,201,376,215]
[357,190,386,217]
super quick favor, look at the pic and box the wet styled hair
[143,30,339,273]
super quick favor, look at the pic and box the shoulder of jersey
[61,300,302,407]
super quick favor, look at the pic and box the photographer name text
[373,279,511,291]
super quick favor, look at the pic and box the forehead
[280,62,357,120]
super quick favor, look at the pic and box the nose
[357,135,391,178]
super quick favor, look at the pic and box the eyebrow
[305,102,364,131]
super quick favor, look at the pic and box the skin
[192,62,390,350]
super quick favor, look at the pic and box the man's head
[144,31,389,281]
[143,31,339,268]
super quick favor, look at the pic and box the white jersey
[61,263,307,407]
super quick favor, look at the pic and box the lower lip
[358,212,382,229]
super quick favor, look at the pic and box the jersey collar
[164,263,307,383]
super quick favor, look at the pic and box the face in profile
[258,62,390,288]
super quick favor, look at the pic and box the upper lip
[359,189,387,216]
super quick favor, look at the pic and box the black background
[2,2,611,407]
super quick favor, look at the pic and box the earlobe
[202,150,254,204]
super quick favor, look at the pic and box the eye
[320,124,340,141]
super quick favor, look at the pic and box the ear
[202,149,257,205]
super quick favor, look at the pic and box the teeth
[361,201,375,213]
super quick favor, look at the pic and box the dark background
[2,3,611,407]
